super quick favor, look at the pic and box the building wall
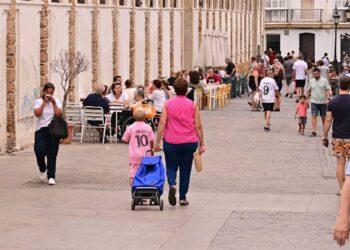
[265,28,344,61]
[1,0,265,152]
[0,3,7,153]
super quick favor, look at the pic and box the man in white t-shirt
[259,69,279,131]
[293,56,308,96]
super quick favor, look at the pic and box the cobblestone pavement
[0,97,341,249]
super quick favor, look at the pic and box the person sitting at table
[124,79,136,100]
[106,82,129,105]
[113,75,122,85]
[206,68,221,85]
[161,80,173,100]
[83,85,111,143]
[148,79,166,113]
[187,71,204,101]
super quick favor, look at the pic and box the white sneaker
[48,178,56,185]
[38,172,46,182]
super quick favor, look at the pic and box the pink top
[296,103,308,117]
[122,121,155,164]
[164,96,198,144]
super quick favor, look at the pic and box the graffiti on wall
[20,87,40,119]
[18,57,40,120]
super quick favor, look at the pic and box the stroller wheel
[131,199,136,210]
[160,199,164,211]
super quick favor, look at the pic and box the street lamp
[333,6,341,74]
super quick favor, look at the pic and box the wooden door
[299,33,315,61]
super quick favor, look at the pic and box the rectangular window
[135,0,142,7]
[266,0,286,8]
[266,34,281,53]
[77,0,85,4]
[119,0,125,6]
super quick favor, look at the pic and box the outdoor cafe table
[109,104,126,143]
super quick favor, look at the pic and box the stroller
[131,150,165,211]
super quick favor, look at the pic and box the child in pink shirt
[294,95,309,135]
[122,108,155,186]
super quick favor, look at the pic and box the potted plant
[50,49,89,144]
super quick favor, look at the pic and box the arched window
[150,0,154,7]
[173,0,177,8]
[119,0,125,6]
[77,0,85,4]
[100,0,106,4]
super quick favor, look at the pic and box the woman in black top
[248,64,260,111]
[273,61,284,111]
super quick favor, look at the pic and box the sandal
[179,199,189,206]
[336,190,341,196]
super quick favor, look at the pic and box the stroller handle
[145,149,163,157]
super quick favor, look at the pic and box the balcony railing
[265,9,323,23]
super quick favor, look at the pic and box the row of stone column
[5,0,177,152]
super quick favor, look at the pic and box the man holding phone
[322,76,350,246]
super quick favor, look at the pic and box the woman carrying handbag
[34,82,62,185]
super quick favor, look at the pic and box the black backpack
[48,116,68,141]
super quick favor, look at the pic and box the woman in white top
[123,79,136,101]
[34,82,62,185]
[148,79,166,113]
[106,83,129,105]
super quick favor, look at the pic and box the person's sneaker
[38,171,46,182]
[285,93,289,97]
[48,178,56,185]
[179,199,189,206]
[168,186,177,206]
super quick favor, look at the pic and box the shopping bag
[193,151,203,172]
[253,92,260,104]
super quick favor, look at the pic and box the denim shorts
[298,117,307,125]
[311,103,327,117]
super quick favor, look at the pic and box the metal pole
[334,23,339,74]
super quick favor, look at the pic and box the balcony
[265,9,323,23]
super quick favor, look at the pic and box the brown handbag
[193,151,203,172]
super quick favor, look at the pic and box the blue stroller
[131,150,165,211]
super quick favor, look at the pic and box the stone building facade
[0,0,265,152]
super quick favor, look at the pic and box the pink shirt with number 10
[122,121,155,164]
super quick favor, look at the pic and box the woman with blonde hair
[273,60,284,111]
[248,63,260,111]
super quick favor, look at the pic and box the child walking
[294,95,308,135]
[122,107,155,186]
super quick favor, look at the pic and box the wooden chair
[224,84,232,104]
[194,88,204,110]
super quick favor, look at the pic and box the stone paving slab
[0,97,342,249]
